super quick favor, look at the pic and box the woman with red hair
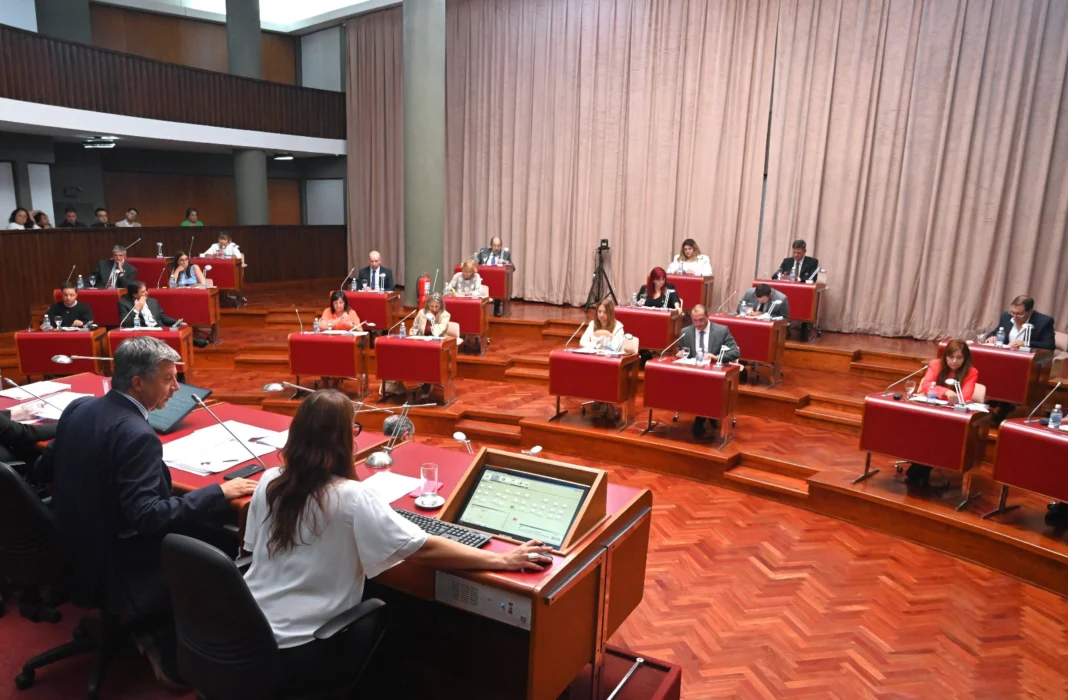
[636,267,681,310]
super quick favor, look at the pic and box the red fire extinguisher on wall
[418,271,431,308]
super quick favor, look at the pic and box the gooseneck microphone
[1026,382,1063,423]
[387,309,418,335]
[192,395,267,473]
[64,265,76,284]
[156,264,168,289]
[564,320,588,349]
[659,333,684,359]
[715,291,739,313]
[882,365,929,396]
[295,309,305,333]
[119,298,143,328]
[340,266,356,291]
[2,377,65,413]
[124,237,142,251]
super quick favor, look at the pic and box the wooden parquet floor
[413,438,1068,700]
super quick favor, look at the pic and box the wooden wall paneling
[0,226,347,331]
[267,179,301,225]
[262,33,297,85]
[0,24,340,138]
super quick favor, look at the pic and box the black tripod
[584,246,617,310]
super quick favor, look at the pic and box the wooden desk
[53,288,124,327]
[984,418,1068,519]
[941,341,1051,405]
[756,279,826,325]
[15,329,108,378]
[443,295,491,353]
[642,358,740,445]
[344,291,401,332]
[150,288,221,339]
[374,336,458,405]
[666,274,713,311]
[548,349,640,428]
[368,442,652,700]
[287,331,369,396]
[856,394,991,507]
[108,327,195,381]
[613,307,682,351]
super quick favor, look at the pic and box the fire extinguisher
[418,271,431,308]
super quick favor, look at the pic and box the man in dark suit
[357,250,395,292]
[741,283,790,320]
[118,281,181,329]
[675,305,741,438]
[773,239,820,282]
[32,336,256,686]
[475,237,514,316]
[56,206,86,228]
[93,245,138,289]
[982,295,1056,351]
[90,207,115,227]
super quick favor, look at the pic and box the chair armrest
[313,598,386,641]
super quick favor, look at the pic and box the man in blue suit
[34,336,256,686]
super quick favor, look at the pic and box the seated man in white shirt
[675,305,741,437]
[201,231,244,262]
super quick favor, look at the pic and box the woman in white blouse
[580,298,625,350]
[445,259,483,296]
[6,208,41,230]
[667,238,712,276]
[242,390,550,695]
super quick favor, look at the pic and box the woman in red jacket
[907,340,979,486]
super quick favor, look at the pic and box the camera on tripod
[599,239,610,251]
[585,239,616,309]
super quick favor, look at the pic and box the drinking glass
[418,463,443,508]
[53,316,62,330]
[905,381,916,399]
[88,276,96,287]
[679,347,690,360]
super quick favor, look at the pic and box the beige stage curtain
[444,0,779,306]
[346,9,405,280]
[762,0,1068,338]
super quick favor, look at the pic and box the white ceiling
[94,0,399,33]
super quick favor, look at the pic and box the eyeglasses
[353,422,363,436]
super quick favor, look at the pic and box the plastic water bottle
[631,292,638,306]
[76,274,84,289]
[789,270,797,282]
[313,317,320,333]
[926,385,938,403]
[1050,404,1063,430]
[738,300,747,315]
[996,327,1006,346]
[350,278,357,292]
[42,316,52,331]
[133,313,141,329]
[399,322,406,337]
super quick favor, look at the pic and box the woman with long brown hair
[242,389,550,690]
[580,298,624,349]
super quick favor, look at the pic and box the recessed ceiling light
[273,152,294,161]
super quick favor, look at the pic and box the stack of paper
[362,471,423,504]
[0,380,69,401]
[163,421,281,476]
[23,392,94,421]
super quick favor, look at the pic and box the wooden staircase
[504,353,551,385]
[454,411,524,445]
[234,343,290,372]
[795,394,865,435]
[850,350,928,381]
[723,454,816,500]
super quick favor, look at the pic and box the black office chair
[0,461,127,698]
[162,534,388,700]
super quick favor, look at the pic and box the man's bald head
[368,251,382,269]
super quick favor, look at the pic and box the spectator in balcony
[57,207,86,228]
[91,208,115,227]
[6,208,40,230]
[33,211,53,229]
[116,207,141,227]
[182,207,204,226]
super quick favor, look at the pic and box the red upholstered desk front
[548,350,640,405]
[288,332,367,379]
[444,296,490,337]
[860,394,989,473]
[150,288,219,327]
[613,307,681,351]
[454,264,513,301]
[109,327,195,379]
[15,329,108,376]
[344,291,400,330]
[940,341,1050,405]
[643,358,739,419]
[992,419,1068,502]
[129,257,242,290]
[756,279,825,323]
[666,274,713,311]
[54,288,124,327]
[707,314,786,365]
[374,336,458,386]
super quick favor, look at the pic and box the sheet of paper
[257,430,289,450]
[362,471,424,505]
[909,396,948,406]
[28,392,94,420]
[0,380,70,401]
[163,421,280,475]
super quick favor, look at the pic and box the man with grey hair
[383,414,415,442]
[93,244,138,289]
[34,336,256,687]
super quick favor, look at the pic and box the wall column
[401,0,446,305]
[226,0,270,224]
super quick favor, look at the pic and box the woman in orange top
[320,291,362,331]
[919,340,978,404]
[907,340,979,486]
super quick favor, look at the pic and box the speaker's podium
[368,447,653,699]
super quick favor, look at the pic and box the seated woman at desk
[580,298,624,350]
[905,340,979,486]
[168,251,206,287]
[667,238,712,276]
[445,259,483,296]
[636,267,681,310]
[242,390,550,695]
[320,290,362,331]
[410,294,451,338]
